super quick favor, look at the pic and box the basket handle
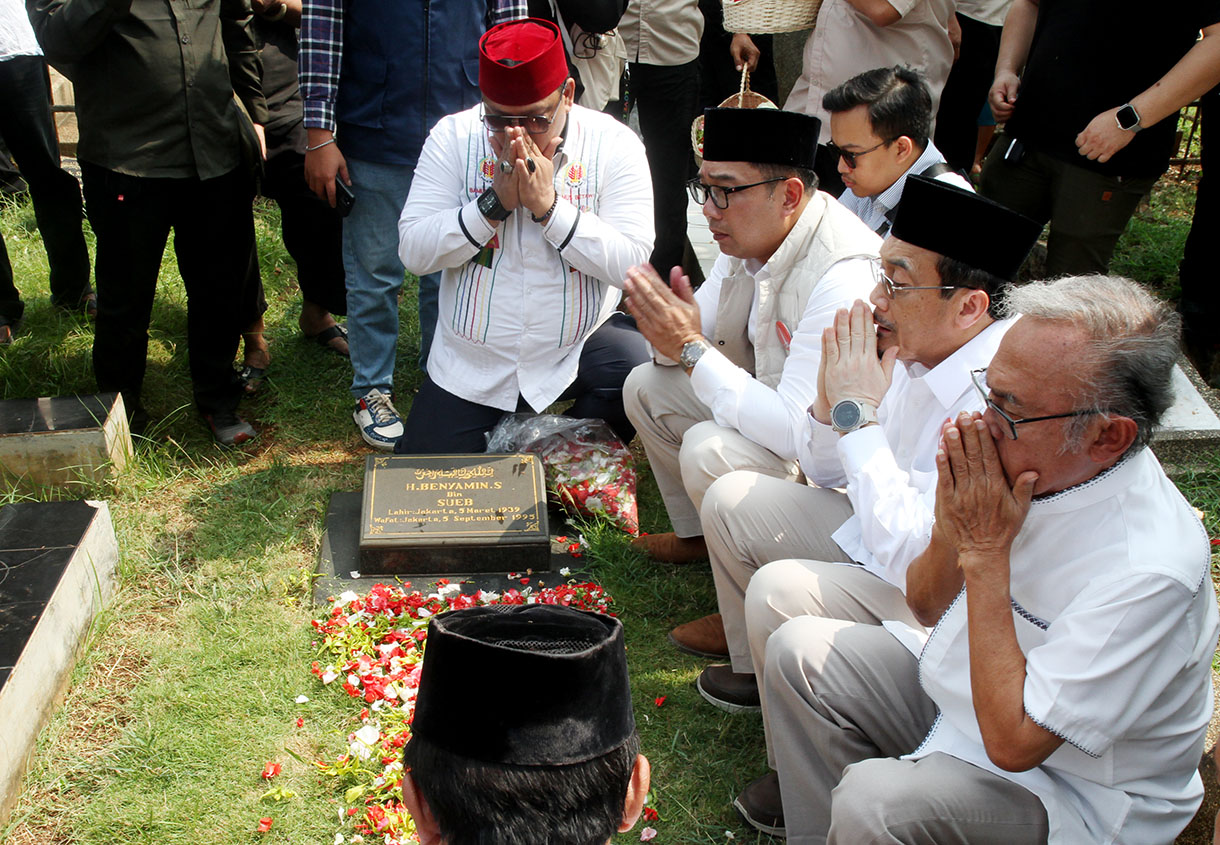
[736,65,750,106]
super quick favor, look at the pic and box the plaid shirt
[300,0,528,132]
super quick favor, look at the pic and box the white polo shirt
[891,448,1220,844]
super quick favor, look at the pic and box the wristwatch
[679,338,712,369]
[830,399,878,433]
[477,188,512,222]
[1115,103,1142,132]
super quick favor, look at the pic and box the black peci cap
[890,174,1042,280]
[411,604,635,765]
[702,108,820,170]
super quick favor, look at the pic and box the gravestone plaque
[359,453,550,574]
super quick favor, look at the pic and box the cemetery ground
[1,179,1219,845]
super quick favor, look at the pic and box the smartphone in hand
[335,179,356,217]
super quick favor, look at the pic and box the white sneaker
[353,388,404,451]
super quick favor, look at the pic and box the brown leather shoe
[668,613,728,658]
[696,663,760,713]
[630,531,708,563]
[734,770,785,837]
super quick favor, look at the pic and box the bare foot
[300,300,349,356]
[242,316,270,370]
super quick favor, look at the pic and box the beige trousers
[622,363,800,537]
[765,612,1049,844]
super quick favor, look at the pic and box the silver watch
[830,399,878,433]
[679,339,712,369]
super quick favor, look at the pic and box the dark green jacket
[29,0,268,179]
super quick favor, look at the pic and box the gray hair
[1001,275,1180,451]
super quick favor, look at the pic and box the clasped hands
[623,264,702,364]
[933,411,1039,576]
[488,126,561,220]
[809,300,897,426]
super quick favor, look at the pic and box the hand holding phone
[335,178,356,217]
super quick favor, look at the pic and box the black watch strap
[477,188,511,222]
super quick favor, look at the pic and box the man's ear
[402,772,445,845]
[562,77,577,106]
[953,287,991,330]
[1086,414,1138,463]
[617,754,652,833]
[781,176,806,213]
[893,135,915,162]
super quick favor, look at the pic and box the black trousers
[241,147,347,326]
[628,60,700,278]
[0,55,91,322]
[697,0,778,109]
[933,14,1003,173]
[1180,84,1219,352]
[397,312,650,453]
[81,161,255,416]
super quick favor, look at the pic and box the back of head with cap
[403,604,648,845]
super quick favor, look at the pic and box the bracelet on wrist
[531,193,559,225]
[305,137,336,152]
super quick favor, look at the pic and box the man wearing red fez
[395,18,654,453]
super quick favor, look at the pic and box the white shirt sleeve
[1023,573,1204,758]
[836,422,936,588]
[537,128,654,287]
[398,116,494,275]
[687,256,875,462]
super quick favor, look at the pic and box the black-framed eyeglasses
[872,259,958,299]
[481,95,563,135]
[970,368,1098,440]
[686,177,785,209]
[826,138,894,169]
[573,30,607,59]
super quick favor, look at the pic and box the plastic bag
[487,413,639,536]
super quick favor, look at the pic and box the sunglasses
[826,138,894,169]
[481,96,563,135]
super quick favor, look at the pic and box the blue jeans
[343,157,440,398]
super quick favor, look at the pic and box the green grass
[1,178,1218,844]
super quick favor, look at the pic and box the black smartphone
[1003,137,1025,166]
[335,179,356,217]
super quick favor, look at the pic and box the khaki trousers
[765,613,1049,844]
[622,363,800,537]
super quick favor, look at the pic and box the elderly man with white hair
[758,275,1219,844]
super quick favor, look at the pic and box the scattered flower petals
[642,807,659,822]
[654,696,666,707]
[261,761,281,779]
[296,716,305,728]
[257,817,273,833]
[350,571,362,579]
[725,831,735,839]
[640,826,657,841]
[295,695,310,704]
[560,566,571,576]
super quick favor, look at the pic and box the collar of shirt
[903,315,1016,410]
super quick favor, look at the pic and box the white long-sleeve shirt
[398,103,654,412]
[799,317,1015,589]
[687,252,877,463]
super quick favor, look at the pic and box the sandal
[0,321,12,346]
[306,323,349,357]
[54,290,98,319]
[237,364,266,394]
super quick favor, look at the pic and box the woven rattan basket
[691,68,778,164]
[722,0,821,34]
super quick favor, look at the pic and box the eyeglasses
[970,368,1098,440]
[872,260,958,299]
[481,95,563,135]
[826,138,893,169]
[686,177,785,209]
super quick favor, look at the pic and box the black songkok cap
[702,108,820,170]
[411,604,634,765]
[891,174,1042,280]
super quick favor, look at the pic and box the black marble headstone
[0,394,119,434]
[359,454,550,574]
[0,501,97,694]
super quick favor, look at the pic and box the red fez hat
[479,18,568,107]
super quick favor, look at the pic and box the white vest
[712,192,880,387]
